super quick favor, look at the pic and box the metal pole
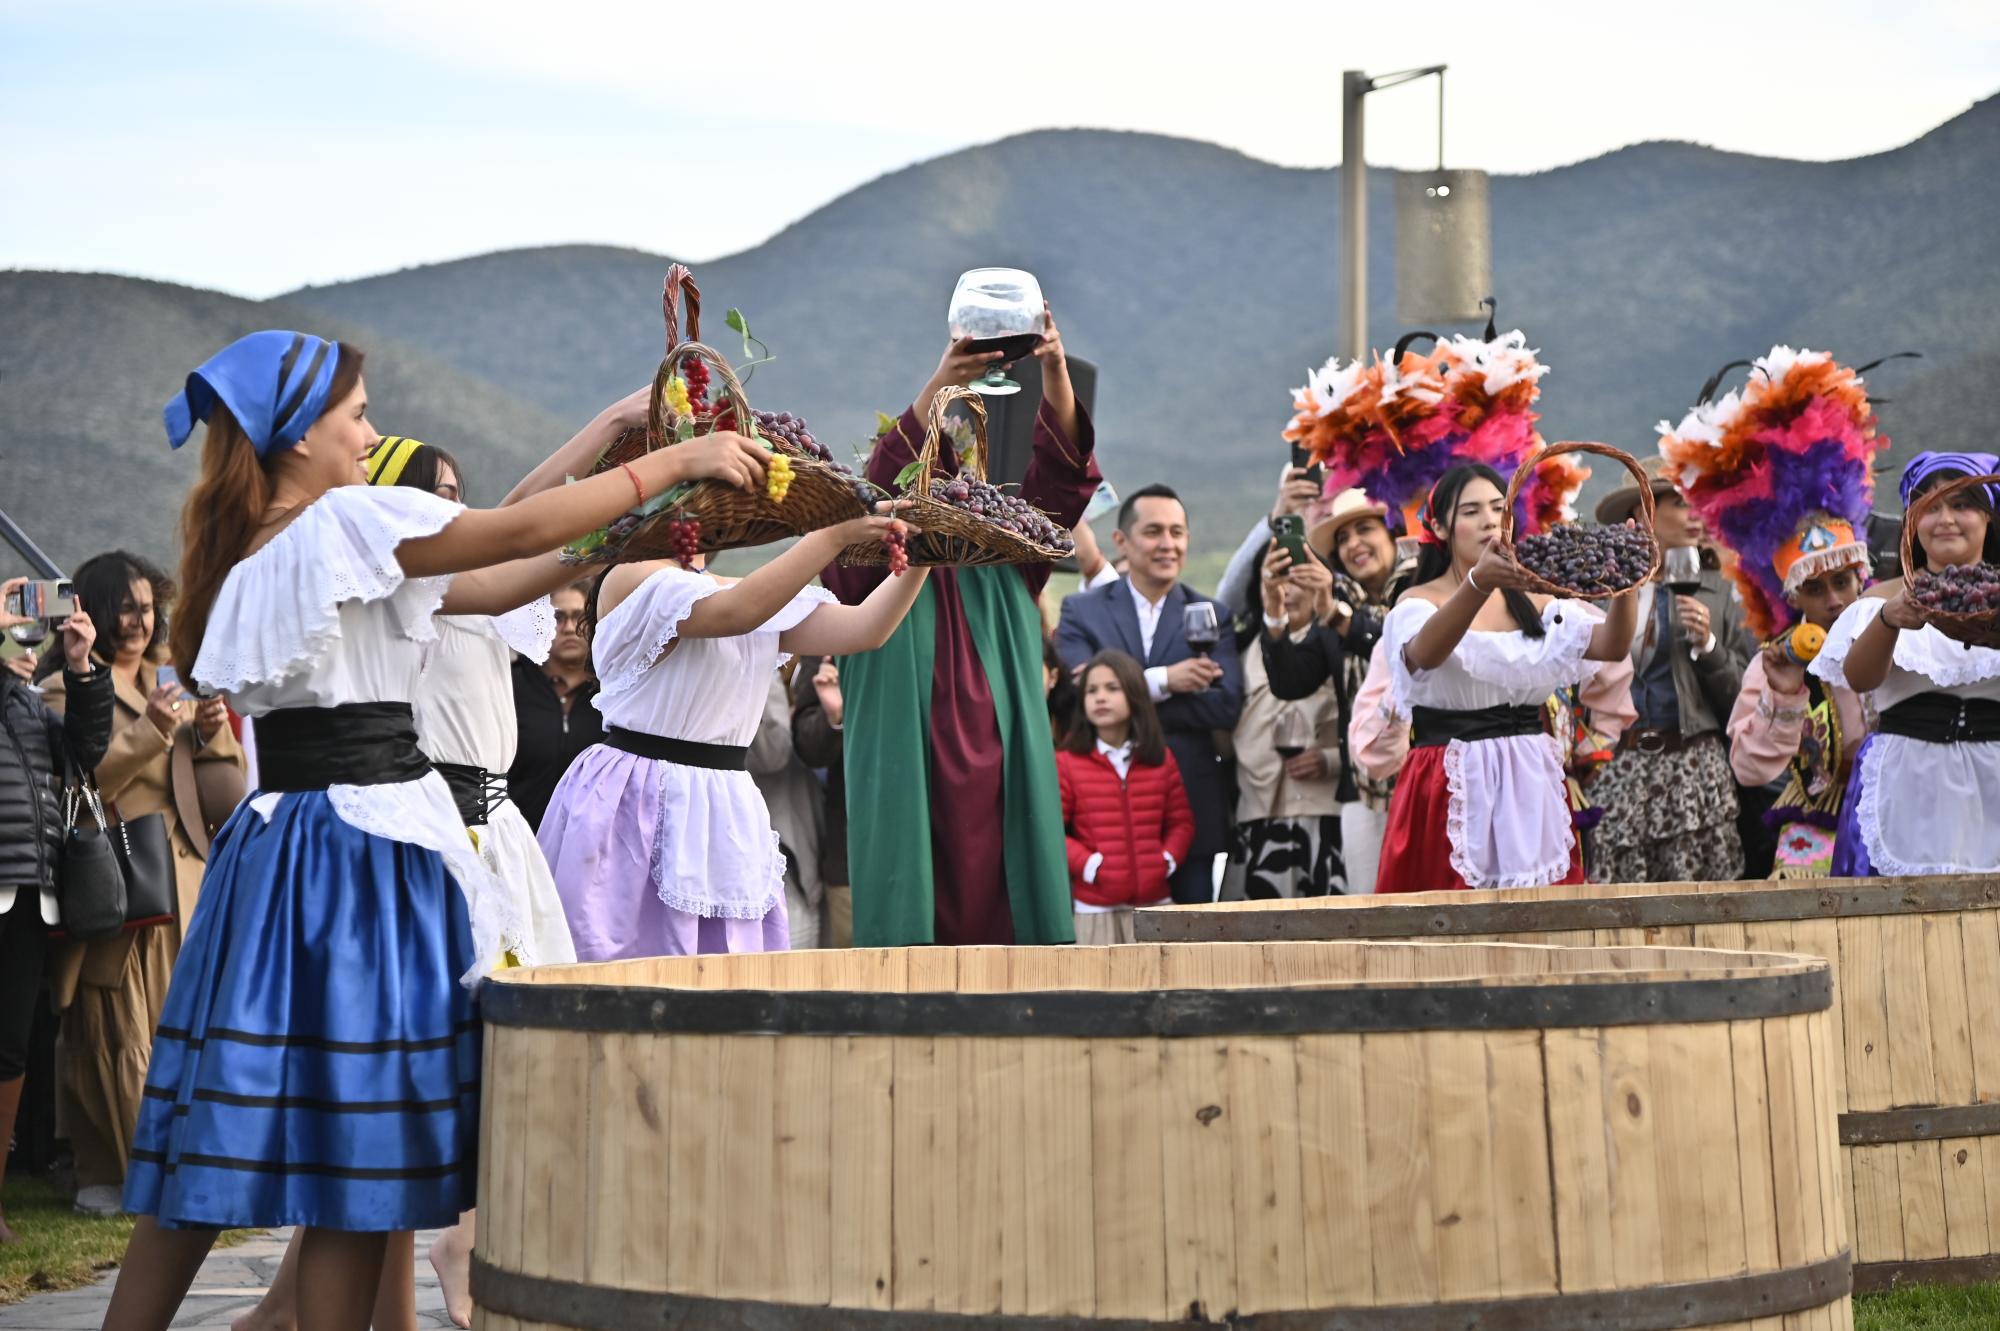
[0,507,62,578]
[1340,69,1368,363]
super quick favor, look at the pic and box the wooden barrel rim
[1132,875,2000,943]
[471,1250,1849,1331]
[480,969,1831,1037]
[1840,1102,2000,1145]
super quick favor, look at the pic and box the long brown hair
[1062,649,1166,766]
[170,346,365,676]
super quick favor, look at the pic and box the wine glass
[1274,708,1311,763]
[948,268,1046,396]
[1662,545,1703,598]
[1182,602,1220,681]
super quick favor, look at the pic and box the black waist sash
[432,761,508,827]
[257,703,432,791]
[1876,693,2000,745]
[605,727,750,771]
[1411,703,1546,749]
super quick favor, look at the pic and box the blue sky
[4,0,1996,298]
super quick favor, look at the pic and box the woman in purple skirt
[540,517,927,959]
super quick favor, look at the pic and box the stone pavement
[0,1228,452,1331]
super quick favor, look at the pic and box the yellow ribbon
[366,435,428,487]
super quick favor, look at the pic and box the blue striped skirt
[123,791,480,1231]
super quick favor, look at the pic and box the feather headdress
[1283,305,1582,537]
[1658,346,1896,640]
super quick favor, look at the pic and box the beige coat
[42,656,245,995]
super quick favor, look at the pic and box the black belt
[605,727,749,771]
[256,703,431,791]
[432,761,508,827]
[1411,704,1545,748]
[1877,693,2000,744]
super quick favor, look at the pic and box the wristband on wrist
[620,462,647,507]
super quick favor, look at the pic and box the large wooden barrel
[472,941,1850,1330]
[1137,874,2000,1294]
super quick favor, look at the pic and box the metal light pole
[1339,64,1450,362]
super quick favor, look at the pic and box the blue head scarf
[1899,451,2000,509]
[163,330,344,458]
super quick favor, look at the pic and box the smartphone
[1272,514,1310,567]
[5,579,75,623]
[156,664,191,700]
[1287,444,1325,488]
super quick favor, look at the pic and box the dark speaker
[970,355,1098,488]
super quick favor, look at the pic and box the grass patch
[1855,1283,2000,1330]
[1,1175,254,1306]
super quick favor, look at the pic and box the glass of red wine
[1662,545,1704,659]
[948,268,1045,396]
[1274,708,1310,762]
[1183,602,1220,686]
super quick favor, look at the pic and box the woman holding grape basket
[1810,449,2000,877]
[1374,462,1642,892]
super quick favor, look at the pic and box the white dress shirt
[1128,579,1175,702]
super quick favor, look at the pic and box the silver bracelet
[1466,568,1484,594]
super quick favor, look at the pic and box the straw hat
[1307,488,1391,552]
[1593,454,1677,525]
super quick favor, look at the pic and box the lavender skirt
[1829,733,1877,877]
[538,744,790,962]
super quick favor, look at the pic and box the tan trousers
[52,925,177,1187]
[1072,909,1138,946]
[824,885,853,949]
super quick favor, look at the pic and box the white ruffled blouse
[414,600,576,967]
[192,485,505,984]
[1811,597,2000,875]
[1381,597,1598,888]
[589,564,835,920]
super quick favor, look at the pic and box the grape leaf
[894,458,928,491]
[875,411,898,436]
[724,307,774,385]
[673,419,696,443]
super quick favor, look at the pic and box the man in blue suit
[1056,484,1244,903]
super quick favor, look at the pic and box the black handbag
[106,799,176,927]
[55,768,126,943]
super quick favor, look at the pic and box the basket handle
[1501,440,1658,550]
[911,385,990,491]
[648,341,750,452]
[1900,470,2000,577]
[663,264,702,354]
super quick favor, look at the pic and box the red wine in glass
[1275,744,1304,760]
[1184,625,1221,657]
[965,332,1042,363]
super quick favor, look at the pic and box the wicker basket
[838,385,1074,568]
[1501,440,1661,597]
[563,268,872,566]
[1901,471,2000,648]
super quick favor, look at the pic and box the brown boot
[0,1074,23,1243]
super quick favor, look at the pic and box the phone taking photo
[6,579,75,623]
[1288,443,1325,489]
[157,665,191,700]
[1272,514,1311,568]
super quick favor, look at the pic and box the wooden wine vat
[1137,874,2000,1294]
[473,941,1850,1330]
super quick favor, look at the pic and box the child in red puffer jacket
[1056,649,1196,944]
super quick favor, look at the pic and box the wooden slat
[1228,1037,1306,1313]
[1730,1021,1781,1275]
[715,1035,778,1299]
[771,1037,834,1305]
[1762,1017,1814,1272]
[1647,1023,1713,1285]
[954,1037,1008,1315]
[1298,1033,1373,1308]
[620,1033,672,1295]
[1425,1030,1500,1302]
[1361,1031,1438,1303]
[1485,1030,1558,1296]
[1603,1026,1666,1290]
[1545,1027,1616,1292]
[827,1036,893,1309]
[891,1036,943,1310]
[1160,1038,1234,1318]
[664,1034,723,1295]
[1882,914,1940,1108]
[1020,1036,1095,1316]
[1088,1035,1166,1319]
[582,1033,629,1288]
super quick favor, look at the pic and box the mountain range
[5,93,1996,576]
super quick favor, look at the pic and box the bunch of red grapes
[1908,562,2000,615]
[707,402,835,465]
[1512,523,1654,596]
[930,476,1073,552]
[681,356,711,409]
[883,524,910,576]
[666,518,702,566]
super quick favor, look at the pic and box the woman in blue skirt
[102,331,773,1331]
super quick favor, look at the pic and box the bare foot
[229,1298,293,1331]
[428,1221,474,1329]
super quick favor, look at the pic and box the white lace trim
[193,487,462,695]
[1440,735,1576,889]
[597,572,724,700]
[645,765,785,921]
[1853,737,2000,877]
[1384,598,1599,719]
[491,597,557,663]
[1813,597,2000,692]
